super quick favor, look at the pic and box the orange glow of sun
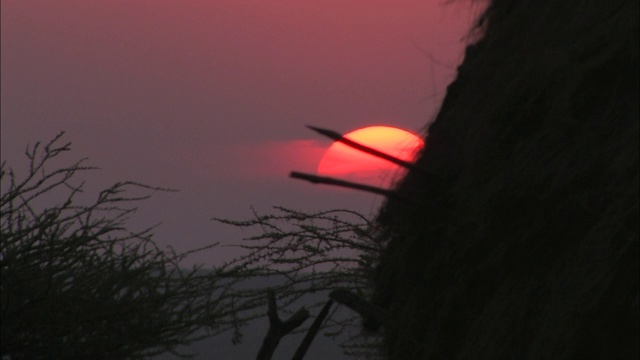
[317,126,424,186]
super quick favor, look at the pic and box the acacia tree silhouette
[1,133,385,359]
[212,206,385,358]
[0,133,237,359]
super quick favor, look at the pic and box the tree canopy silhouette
[0,133,232,359]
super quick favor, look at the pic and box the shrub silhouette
[0,133,231,359]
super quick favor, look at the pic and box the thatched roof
[373,0,639,358]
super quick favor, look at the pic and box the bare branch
[256,290,310,360]
[1,133,230,359]
[292,299,334,360]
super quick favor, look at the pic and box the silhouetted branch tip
[329,289,391,327]
[289,171,396,197]
[290,172,421,206]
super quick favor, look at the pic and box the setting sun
[317,126,424,186]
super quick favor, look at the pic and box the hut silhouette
[369,0,639,358]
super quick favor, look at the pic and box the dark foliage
[373,0,639,358]
[213,207,385,358]
[0,134,231,359]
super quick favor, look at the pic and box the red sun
[317,126,424,186]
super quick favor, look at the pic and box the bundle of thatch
[373,0,638,358]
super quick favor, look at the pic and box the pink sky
[1,0,478,265]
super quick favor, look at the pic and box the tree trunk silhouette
[256,291,309,360]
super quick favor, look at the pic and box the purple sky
[1,0,477,265]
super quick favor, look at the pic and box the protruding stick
[329,288,391,327]
[306,125,427,175]
[290,171,396,198]
[291,300,334,360]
